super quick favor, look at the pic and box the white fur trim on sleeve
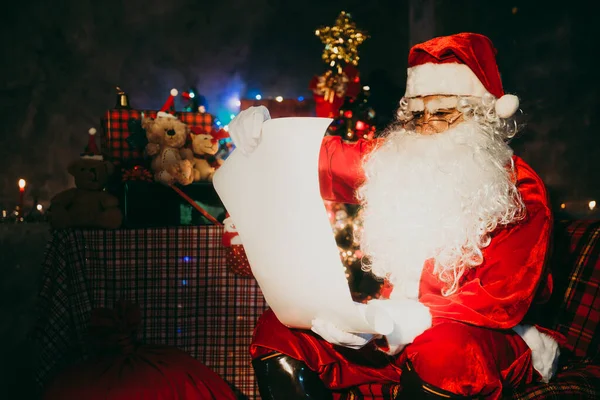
[368,298,432,356]
[405,63,488,98]
[513,325,560,383]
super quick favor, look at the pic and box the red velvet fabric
[408,33,505,99]
[319,135,382,204]
[251,308,401,390]
[251,310,536,398]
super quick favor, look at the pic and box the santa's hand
[228,106,271,155]
[367,298,432,355]
[311,318,375,349]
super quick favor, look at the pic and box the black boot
[400,360,477,399]
[252,352,333,400]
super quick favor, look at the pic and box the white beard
[358,121,524,298]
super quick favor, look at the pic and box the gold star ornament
[315,11,368,70]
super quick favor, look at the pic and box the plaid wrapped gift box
[177,111,214,134]
[34,227,268,399]
[101,109,157,165]
[101,110,215,165]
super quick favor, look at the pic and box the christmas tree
[313,12,383,300]
[310,11,377,141]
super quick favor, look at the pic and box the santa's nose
[167,129,176,136]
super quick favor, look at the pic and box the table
[33,227,268,399]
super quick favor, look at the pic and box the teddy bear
[48,128,123,229]
[189,127,229,182]
[142,98,195,186]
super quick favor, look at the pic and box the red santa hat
[157,88,179,119]
[81,128,103,160]
[404,33,519,118]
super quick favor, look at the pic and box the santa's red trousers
[250,309,539,399]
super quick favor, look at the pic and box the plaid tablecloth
[33,227,268,399]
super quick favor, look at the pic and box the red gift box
[100,110,215,165]
[101,109,155,165]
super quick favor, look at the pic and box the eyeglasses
[404,109,464,133]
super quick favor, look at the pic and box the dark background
[1,0,598,215]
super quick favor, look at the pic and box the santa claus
[229,33,560,399]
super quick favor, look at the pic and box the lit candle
[18,179,26,220]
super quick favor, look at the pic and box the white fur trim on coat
[367,298,432,356]
[405,63,488,99]
[406,96,462,112]
[513,325,560,383]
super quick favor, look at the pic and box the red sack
[44,301,236,400]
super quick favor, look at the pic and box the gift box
[101,110,215,165]
[120,181,226,227]
[177,111,214,134]
[101,109,155,166]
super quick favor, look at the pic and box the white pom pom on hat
[88,127,97,135]
[170,88,178,96]
[495,94,519,119]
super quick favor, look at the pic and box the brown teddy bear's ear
[141,117,154,130]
